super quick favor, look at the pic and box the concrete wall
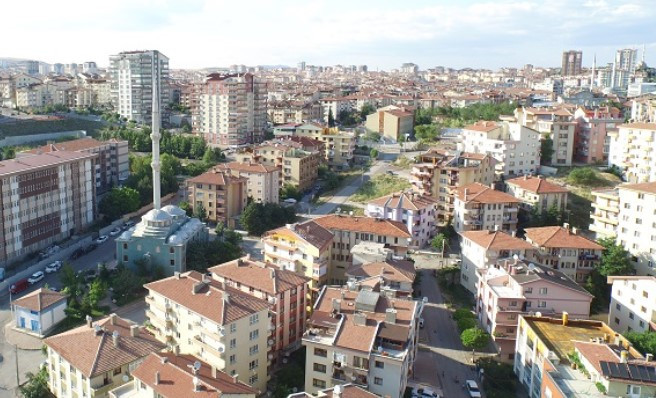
[0,130,86,147]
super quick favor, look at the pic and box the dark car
[10,278,29,294]
[70,248,85,260]
[83,243,98,254]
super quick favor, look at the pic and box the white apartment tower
[109,50,170,125]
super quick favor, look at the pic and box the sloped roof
[368,191,437,211]
[345,260,416,283]
[524,226,604,250]
[314,215,411,238]
[209,257,309,295]
[454,182,520,204]
[459,230,534,250]
[11,288,66,312]
[265,221,334,250]
[506,175,569,194]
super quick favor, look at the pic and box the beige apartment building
[365,105,414,142]
[514,107,576,166]
[198,73,267,146]
[215,162,280,204]
[411,149,495,223]
[303,286,421,398]
[209,256,310,364]
[186,169,247,228]
[313,215,411,285]
[453,182,520,234]
[144,271,270,392]
[294,124,356,170]
[237,141,321,191]
[0,151,96,265]
[263,221,334,298]
[589,188,620,239]
[45,314,165,398]
[608,122,656,183]
[505,175,569,214]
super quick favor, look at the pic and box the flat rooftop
[528,318,608,361]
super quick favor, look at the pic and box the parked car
[109,227,122,236]
[10,279,29,294]
[45,261,63,273]
[95,235,108,244]
[412,388,438,398]
[70,248,85,260]
[83,243,98,254]
[122,220,135,230]
[465,380,481,398]
[28,271,45,284]
[84,269,98,283]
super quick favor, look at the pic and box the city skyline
[2,0,654,71]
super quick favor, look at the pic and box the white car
[28,271,45,284]
[109,227,122,236]
[95,235,109,244]
[465,380,482,398]
[45,261,62,273]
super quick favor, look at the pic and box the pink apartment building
[574,106,623,164]
[477,259,593,362]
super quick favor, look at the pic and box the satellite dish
[513,254,519,260]
[122,375,130,382]
[193,361,202,371]
[292,387,298,393]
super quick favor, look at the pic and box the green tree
[111,266,143,304]
[477,358,517,398]
[431,233,447,252]
[83,279,107,311]
[2,146,16,160]
[370,149,379,159]
[179,201,193,216]
[624,331,656,357]
[186,240,243,273]
[364,131,381,142]
[461,327,490,361]
[414,124,440,142]
[194,204,207,221]
[457,317,477,332]
[280,184,302,201]
[240,202,297,236]
[19,367,49,398]
[59,264,83,304]
[567,167,603,186]
[202,147,224,165]
[540,135,554,165]
[328,108,335,127]
[360,103,376,120]
[215,221,226,237]
[99,187,141,220]
[598,237,634,276]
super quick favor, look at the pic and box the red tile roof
[506,175,569,194]
[524,226,604,250]
[454,183,520,204]
[11,288,66,312]
[368,191,437,211]
[314,215,411,238]
[459,230,534,250]
[209,257,309,295]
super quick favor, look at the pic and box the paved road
[412,269,482,398]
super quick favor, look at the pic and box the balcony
[193,335,225,359]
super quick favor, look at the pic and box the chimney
[334,384,343,398]
[614,333,621,346]
[510,265,517,275]
[494,225,499,232]
[562,311,569,326]
[385,308,397,324]
[112,330,119,347]
[464,188,468,199]
[155,371,160,385]
[647,354,654,362]
[620,350,629,364]
[86,315,93,328]
[130,325,139,337]
[511,231,517,237]
[524,174,528,180]
[223,292,230,305]
[193,376,201,392]
[245,253,251,260]
[332,298,341,313]
[174,271,181,280]
[109,313,117,325]
[269,268,275,279]
[563,222,570,230]
[232,374,239,383]
[353,312,367,326]
[212,366,218,379]
[161,356,168,364]
[572,227,578,235]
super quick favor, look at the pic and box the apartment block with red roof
[573,106,623,164]
[215,162,280,204]
[524,224,604,283]
[302,286,421,398]
[345,259,416,298]
[505,175,569,214]
[364,105,414,142]
[209,256,310,367]
[514,107,576,166]
[186,169,248,228]
[453,182,521,234]
[143,272,270,391]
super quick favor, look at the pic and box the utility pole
[15,344,19,389]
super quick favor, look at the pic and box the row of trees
[186,225,243,273]
[240,202,297,236]
[585,237,635,312]
[99,126,212,160]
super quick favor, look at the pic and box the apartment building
[294,124,356,170]
[237,141,321,191]
[109,50,169,125]
[0,151,96,265]
[630,94,656,122]
[589,188,620,239]
[459,121,540,177]
[319,97,353,123]
[110,352,258,398]
[44,314,165,398]
[515,315,650,398]
[215,162,280,204]
[15,83,65,108]
[477,259,592,362]
[452,182,520,234]
[364,105,415,142]
[345,259,416,298]
[28,137,130,194]
[365,191,438,249]
[607,276,656,334]
[144,271,270,391]
[515,107,575,166]
[263,221,334,298]
[505,175,568,214]
[186,169,247,228]
[290,384,377,398]
[209,256,310,362]
[561,50,583,76]
[303,286,421,398]
[313,215,412,285]
[268,101,321,125]
[411,149,496,223]
[523,225,604,283]
[573,107,622,164]
[198,73,267,146]
[459,230,535,294]
[608,122,656,183]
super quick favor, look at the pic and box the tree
[60,264,83,304]
[186,239,243,273]
[194,204,207,221]
[457,317,477,332]
[431,233,447,253]
[215,221,226,237]
[363,131,381,143]
[99,187,141,220]
[360,103,376,120]
[280,184,302,201]
[19,367,49,398]
[461,327,490,362]
[240,202,297,236]
[540,135,554,165]
[83,279,107,311]
[370,149,379,159]
[624,331,656,357]
[2,146,16,160]
[328,108,335,127]
[179,201,193,216]
[414,124,440,142]
[202,147,224,165]
[598,237,634,276]
[567,167,603,186]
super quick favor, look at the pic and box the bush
[454,308,475,321]
[567,167,605,187]
[240,202,297,236]
[477,358,518,398]
[457,317,477,332]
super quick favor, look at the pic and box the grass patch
[0,118,105,138]
[394,156,414,169]
[312,170,362,204]
[350,174,411,203]
[435,267,474,309]
[336,204,365,216]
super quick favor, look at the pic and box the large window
[314,348,327,357]
[313,363,327,373]
[312,379,326,389]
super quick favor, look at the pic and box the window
[375,360,384,369]
[229,339,236,349]
[249,375,258,385]
[314,348,327,357]
[539,288,548,294]
[229,354,236,364]
[644,291,649,299]
[524,288,533,294]
[313,379,326,389]
[250,314,259,325]
[313,363,327,373]
[249,345,259,355]
[629,312,635,320]
[249,359,258,370]
[616,303,622,311]
[230,323,237,333]
[538,301,547,308]
[249,330,259,341]
[374,377,383,385]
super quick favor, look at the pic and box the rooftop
[314,215,411,238]
[524,226,603,250]
[11,288,66,312]
[209,256,309,295]
[454,182,520,204]
[459,230,534,250]
[506,175,569,194]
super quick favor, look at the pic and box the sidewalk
[4,322,43,350]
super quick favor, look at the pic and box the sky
[3,0,655,71]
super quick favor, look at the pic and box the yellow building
[365,105,415,142]
[505,175,569,214]
[215,161,280,204]
[294,124,356,170]
[186,169,248,228]
[263,221,334,302]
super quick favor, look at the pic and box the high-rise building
[25,60,40,76]
[611,48,639,89]
[109,50,170,125]
[561,50,582,76]
[198,73,267,146]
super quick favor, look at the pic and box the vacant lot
[0,118,105,138]
[350,174,411,202]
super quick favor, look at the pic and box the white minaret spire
[150,51,162,210]
[590,53,596,89]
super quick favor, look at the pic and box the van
[10,278,29,294]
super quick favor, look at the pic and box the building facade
[505,175,569,215]
[515,107,576,166]
[11,288,67,336]
[364,105,415,142]
[608,122,656,183]
[452,182,520,234]
[186,169,248,228]
[573,107,622,164]
[608,276,656,334]
[294,124,356,170]
[561,50,583,76]
[215,162,280,204]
